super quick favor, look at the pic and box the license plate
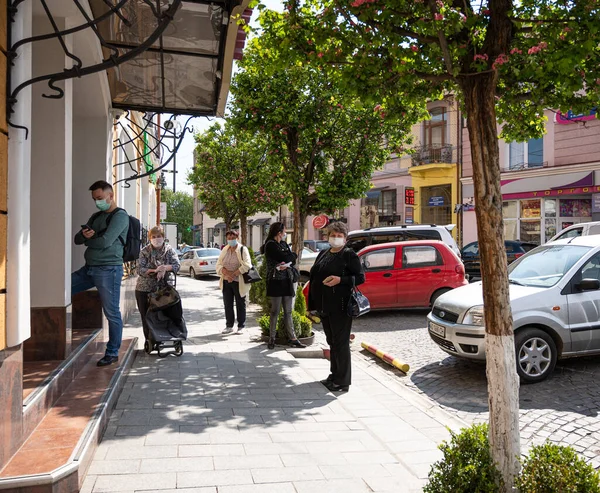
[429,321,446,338]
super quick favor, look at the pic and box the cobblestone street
[350,309,600,467]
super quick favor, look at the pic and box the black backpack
[90,208,141,262]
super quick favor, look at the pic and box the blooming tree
[189,123,288,245]
[229,43,418,255]
[253,0,600,489]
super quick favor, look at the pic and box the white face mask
[281,232,287,241]
[151,238,164,248]
[329,237,345,248]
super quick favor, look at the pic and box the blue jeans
[72,265,124,357]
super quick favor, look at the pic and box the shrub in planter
[259,311,313,340]
[424,423,502,493]
[294,284,307,316]
[516,442,600,493]
[249,259,270,315]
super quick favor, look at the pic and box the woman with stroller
[261,222,305,350]
[307,222,364,392]
[135,226,180,341]
[216,230,253,334]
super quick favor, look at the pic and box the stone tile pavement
[81,277,464,493]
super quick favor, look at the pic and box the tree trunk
[240,214,248,247]
[291,194,306,260]
[460,74,520,492]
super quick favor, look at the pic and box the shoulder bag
[343,249,370,318]
[242,246,262,284]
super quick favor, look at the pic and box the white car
[549,221,600,243]
[179,248,222,278]
[427,235,600,383]
[298,248,319,282]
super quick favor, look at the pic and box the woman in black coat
[308,221,365,392]
[261,222,306,350]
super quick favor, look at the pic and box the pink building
[461,109,600,246]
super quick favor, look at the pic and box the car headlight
[463,305,485,326]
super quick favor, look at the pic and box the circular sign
[312,215,329,229]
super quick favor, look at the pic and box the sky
[169,0,284,195]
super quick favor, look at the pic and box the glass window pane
[403,246,441,267]
[372,234,400,245]
[163,54,217,111]
[509,142,524,169]
[521,199,541,218]
[545,199,556,218]
[520,220,541,244]
[528,138,544,166]
[503,201,518,218]
[363,249,395,270]
[504,219,518,240]
[545,219,557,240]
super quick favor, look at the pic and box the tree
[161,189,193,245]
[189,123,288,245]
[253,1,600,490]
[229,44,418,255]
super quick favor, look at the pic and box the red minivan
[303,241,468,310]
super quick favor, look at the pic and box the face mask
[95,198,111,211]
[228,240,238,247]
[329,237,345,248]
[281,233,287,241]
[151,238,164,248]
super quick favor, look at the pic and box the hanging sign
[312,215,329,229]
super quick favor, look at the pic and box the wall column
[25,16,73,361]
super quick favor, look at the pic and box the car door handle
[383,273,392,278]
[432,268,441,273]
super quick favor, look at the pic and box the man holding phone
[72,180,129,367]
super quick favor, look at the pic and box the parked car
[461,240,538,281]
[179,248,222,278]
[428,235,600,383]
[303,240,467,310]
[303,240,331,252]
[549,220,600,242]
[346,224,461,258]
[298,248,319,283]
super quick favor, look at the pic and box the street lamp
[163,118,182,193]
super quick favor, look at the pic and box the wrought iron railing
[410,144,457,166]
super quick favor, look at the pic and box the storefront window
[504,220,518,240]
[520,220,541,244]
[421,184,452,225]
[520,199,541,218]
[559,199,591,217]
[503,201,518,218]
[545,218,557,239]
[544,199,556,218]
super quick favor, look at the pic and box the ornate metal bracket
[113,110,198,185]
[6,0,182,137]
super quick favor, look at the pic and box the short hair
[327,221,348,237]
[225,230,239,238]
[149,226,164,238]
[89,180,113,192]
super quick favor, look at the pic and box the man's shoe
[222,327,234,334]
[97,355,118,367]
[289,340,306,348]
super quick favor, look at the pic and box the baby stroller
[144,274,187,358]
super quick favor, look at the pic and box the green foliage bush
[424,423,503,493]
[294,284,307,316]
[249,259,270,315]
[516,443,600,493]
[258,311,312,339]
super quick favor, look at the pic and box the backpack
[90,208,141,262]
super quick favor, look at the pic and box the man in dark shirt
[72,181,129,367]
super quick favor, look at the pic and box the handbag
[242,246,262,284]
[347,286,370,318]
[148,284,180,312]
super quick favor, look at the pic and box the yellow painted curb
[361,341,410,374]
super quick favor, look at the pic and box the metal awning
[89,0,249,116]
[213,222,226,229]
[252,218,271,226]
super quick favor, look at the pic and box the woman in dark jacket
[308,221,365,392]
[261,222,306,350]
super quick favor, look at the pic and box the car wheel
[190,267,198,280]
[514,328,557,383]
[430,288,451,306]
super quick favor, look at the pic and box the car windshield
[196,249,221,257]
[508,245,591,287]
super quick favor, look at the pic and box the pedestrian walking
[216,231,252,334]
[307,222,365,392]
[135,226,180,341]
[72,180,129,367]
[261,222,305,350]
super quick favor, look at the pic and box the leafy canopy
[161,189,193,244]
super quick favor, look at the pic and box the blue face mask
[228,240,238,247]
[95,198,111,211]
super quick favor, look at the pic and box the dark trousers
[135,290,151,340]
[322,310,353,387]
[223,281,246,328]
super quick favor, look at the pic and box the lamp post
[163,118,181,193]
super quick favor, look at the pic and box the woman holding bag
[216,230,252,334]
[135,226,181,342]
[307,222,365,392]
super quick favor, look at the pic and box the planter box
[261,332,315,346]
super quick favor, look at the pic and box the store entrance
[421,184,452,225]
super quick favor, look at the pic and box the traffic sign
[312,214,329,229]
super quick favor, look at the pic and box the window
[403,246,442,268]
[462,242,479,256]
[556,227,583,241]
[362,248,395,270]
[589,224,600,236]
[423,107,447,146]
[379,190,397,216]
[403,230,442,241]
[372,234,401,245]
[508,138,543,170]
[346,236,369,252]
[196,249,221,257]
[578,254,600,283]
[183,252,193,260]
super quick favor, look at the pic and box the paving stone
[293,479,372,493]
[177,470,254,488]
[93,473,176,492]
[251,466,325,483]
[139,457,214,473]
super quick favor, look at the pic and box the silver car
[179,248,222,278]
[427,235,600,383]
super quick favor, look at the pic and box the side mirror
[577,278,600,291]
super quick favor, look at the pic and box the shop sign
[405,187,415,205]
[405,207,414,223]
[428,196,445,206]
[556,108,597,125]
[592,194,600,213]
[312,215,329,229]
[504,186,600,200]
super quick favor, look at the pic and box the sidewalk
[81,277,464,493]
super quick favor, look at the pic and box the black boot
[268,338,276,350]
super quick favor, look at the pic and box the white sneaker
[236,327,244,334]
[222,327,234,334]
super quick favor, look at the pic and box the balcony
[502,161,548,172]
[411,144,457,166]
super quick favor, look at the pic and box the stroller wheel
[174,341,184,357]
[144,340,152,354]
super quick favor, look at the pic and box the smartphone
[81,224,90,230]
[323,276,334,284]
